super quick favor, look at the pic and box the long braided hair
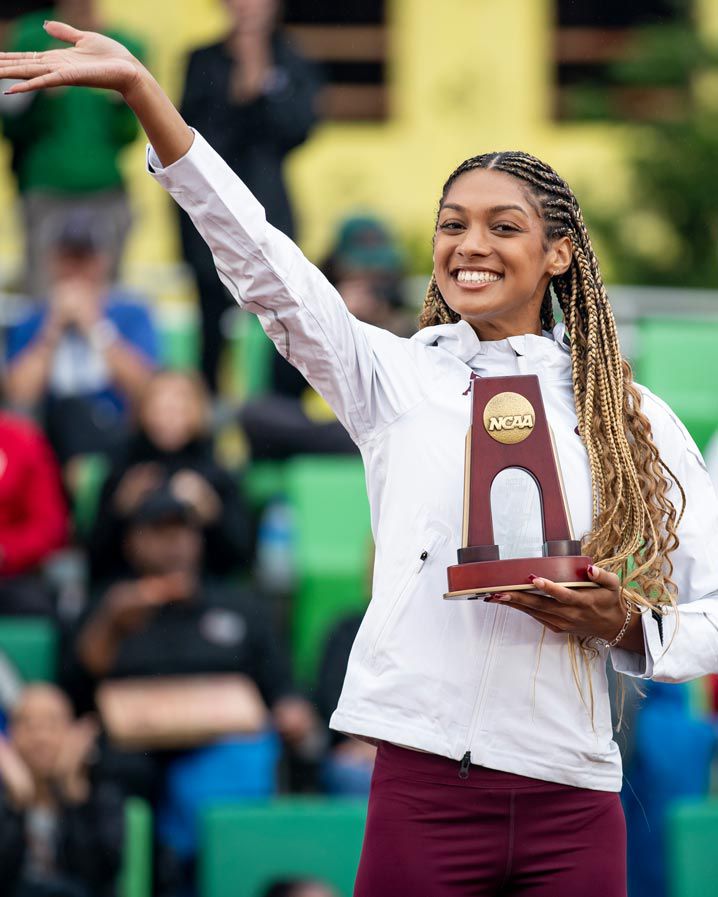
[421,152,684,626]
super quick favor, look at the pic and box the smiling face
[433,167,572,341]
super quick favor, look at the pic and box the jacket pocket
[368,527,450,665]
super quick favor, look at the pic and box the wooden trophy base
[444,554,597,600]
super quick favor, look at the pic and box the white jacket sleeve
[611,390,718,681]
[147,131,425,444]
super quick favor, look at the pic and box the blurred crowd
[0,2,406,896]
[0,3,717,897]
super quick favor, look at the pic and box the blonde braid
[419,274,460,328]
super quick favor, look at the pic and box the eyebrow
[440,202,530,217]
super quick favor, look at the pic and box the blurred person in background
[0,683,124,897]
[178,0,323,391]
[240,214,412,460]
[71,488,320,891]
[0,411,68,616]
[4,212,159,469]
[87,369,253,582]
[0,0,144,297]
[262,880,339,897]
[315,543,376,796]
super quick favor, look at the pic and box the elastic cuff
[610,609,659,679]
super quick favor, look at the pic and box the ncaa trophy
[444,375,596,600]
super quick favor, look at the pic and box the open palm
[0,20,143,96]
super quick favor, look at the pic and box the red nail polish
[528,574,537,583]
[587,565,595,576]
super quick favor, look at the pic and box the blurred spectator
[0,412,68,616]
[622,681,715,897]
[88,370,252,581]
[315,543,375,796]
[178,0,322,391]
[71,489,320,873]
[4,212,159,467]
[0,683,124,897]
[0,1,144,297]
[262,880,339,897]
[240,214,412,461]
[315,613,375,796]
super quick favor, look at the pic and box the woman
[3,23,718,897]
[88,369,252,580]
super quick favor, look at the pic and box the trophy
[444,375,596,600]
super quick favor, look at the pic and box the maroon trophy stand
[445,375,595,600]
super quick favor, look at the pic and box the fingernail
[587,565,595,576]
[528,574,537,582]
[493,593,511,602]
[531,577,545,589]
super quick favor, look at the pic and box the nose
[456,223,492,259]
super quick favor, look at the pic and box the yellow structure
[1,0,716,300]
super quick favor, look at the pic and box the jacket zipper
[458,605,505,779]
[369,538,440,661]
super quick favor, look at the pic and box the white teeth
[456,270,502,284]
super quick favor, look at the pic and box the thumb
[44,20,85,45]
[587,564,621,591]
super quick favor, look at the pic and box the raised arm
[1,22,425,444]
[1,21,192,166]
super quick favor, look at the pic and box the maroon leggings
[354,742,626,897]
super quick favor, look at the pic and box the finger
[0,52,46,60]
[490,589,577,617]
[498,602,568,633]
[0,64,54,82]
[3,71,66,94]
[525,576,584,605]
[44,20,85,45]
[587,564,621,591]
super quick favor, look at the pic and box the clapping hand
[0,735,35,809]
[53,716,99,804]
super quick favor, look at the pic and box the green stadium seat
[230,311,274,398]
[71,453,110,539]
[0,618,57,681]
[634,318,718,451]
[242,461,288,513]
[118,797,153,897]
[667,799,718,897]
[285,456,371,684]
[199,799,367,897]
[160,320,201,370]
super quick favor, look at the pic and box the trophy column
[445,375,595,600]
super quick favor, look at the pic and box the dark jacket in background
[0,780,125,897]
[70,582,294,712]
[176,32,322,389]
[87,434,253,581]
[178,32,321,246]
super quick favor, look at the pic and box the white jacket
[149,132,718,792]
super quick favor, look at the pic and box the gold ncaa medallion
[483,392,536,445]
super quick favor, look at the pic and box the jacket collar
[412,319,571,363]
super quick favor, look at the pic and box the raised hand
[0,21,144,97]
[0,19,193,168]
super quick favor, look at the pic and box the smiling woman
[3,21,718,897]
